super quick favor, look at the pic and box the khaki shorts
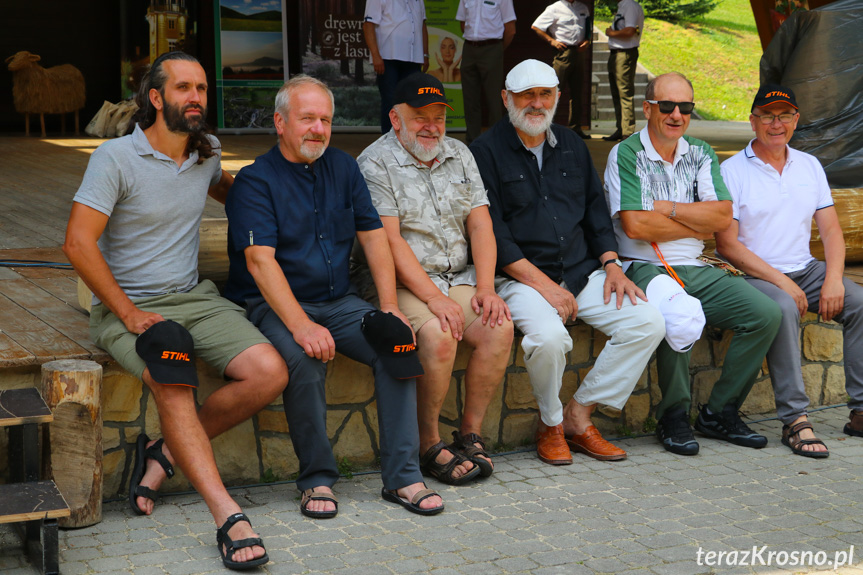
[90,280,270,379]
[397,284,481,333]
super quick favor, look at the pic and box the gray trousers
[461,41,504,143]
[745,259,863,424]
[247,294,422,492]
[607,47,639,137]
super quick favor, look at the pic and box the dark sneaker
[656,407,699,455]
[694,404,768,448]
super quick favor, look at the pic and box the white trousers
[497,270,665,427]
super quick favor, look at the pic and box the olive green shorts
[90,280,270,379]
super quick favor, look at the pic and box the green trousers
[627,262,782,419]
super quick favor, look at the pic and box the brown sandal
[300,488,338,519]
[420,441,481,485]
[450,431,494,477]
[782,421,829,459]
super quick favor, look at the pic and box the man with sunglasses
[605,72,782,456]
[715,84,863,458]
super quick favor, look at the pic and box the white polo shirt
[607,0,644,50]
[719,140,834,273]
[364,0,426,64]
[457,0,516,42]
[532,0,591,46]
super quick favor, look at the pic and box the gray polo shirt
[73,124,222,302]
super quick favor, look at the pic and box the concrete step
[595,82,649,97]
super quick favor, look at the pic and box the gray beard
[405,136,441,163]
[506,92,556,137]
[300,139,326,161]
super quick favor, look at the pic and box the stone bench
[0,221,852,499]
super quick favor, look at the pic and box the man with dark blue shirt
[470,59,664,466]
[224,76,443,517]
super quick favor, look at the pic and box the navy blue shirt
[469,118,618,296]
[224,145,383,304]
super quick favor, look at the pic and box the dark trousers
[377,60,422,133]
[461,41,504,143]
[553,45,588,132]
[247,294,422,492]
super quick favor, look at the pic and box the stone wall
[0,313,848,497]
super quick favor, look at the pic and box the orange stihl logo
[765,91,790,99]
[161,351,191,362]
[418,87,442,96]
[393,344,416,353]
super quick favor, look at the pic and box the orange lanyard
[651,242,686,289]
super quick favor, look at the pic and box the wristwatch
[603,258,623,269]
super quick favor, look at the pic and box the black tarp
[760,0,863,188]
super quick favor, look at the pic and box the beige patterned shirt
[354,130,489,295]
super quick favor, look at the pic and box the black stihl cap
[136,320,198,388]
[361,311,424,379]
[393,73,454,110]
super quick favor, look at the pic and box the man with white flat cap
[470,59,665,466]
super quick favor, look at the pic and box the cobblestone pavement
[2,406,862,575]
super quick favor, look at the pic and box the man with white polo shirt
[363,0,429,133]
[716,84,863,457]
[457,0,517,143]
[532,0,593,139]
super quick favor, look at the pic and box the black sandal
[300,488,338,519]
[782,421,829,459]
[128,434,174,515]
[450,431,494,477]
[420,441,481,485]
[216,512,269,570]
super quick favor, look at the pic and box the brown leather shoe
[566,425,627,461]
[845,410,863,437]
[535,424,573,465]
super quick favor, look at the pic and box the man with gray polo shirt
[603,0,644,141]
[63,51,286,569]
[457,0,516,143]
[532,0,593,139]
[716,84,863,457]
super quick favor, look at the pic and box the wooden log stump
[40,360,102,528]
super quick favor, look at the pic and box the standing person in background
[363,0,429,134]
[457,0,516,143]
[531,0,593,139]
[603,0,644,142]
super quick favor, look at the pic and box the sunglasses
[646,100,695,115]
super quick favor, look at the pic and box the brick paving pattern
[1,406,861,574]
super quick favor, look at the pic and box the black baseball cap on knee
[136,320,198,388]
[361,310,424,380]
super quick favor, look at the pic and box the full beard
[163,100,208,134]
[506,92,557,138]
[404,131,442,163]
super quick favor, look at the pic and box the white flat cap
[505,59,559,92]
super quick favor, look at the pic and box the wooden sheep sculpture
[5,51,86,137]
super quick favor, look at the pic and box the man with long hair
[64,51,287,570]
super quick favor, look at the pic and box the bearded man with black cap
[224,74,444,518]
[716,84,863,458]
[354,72,514,486]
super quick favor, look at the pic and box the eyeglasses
[646,100,695,115]
[752,113,797,125]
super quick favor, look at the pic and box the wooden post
[40,360,103,528]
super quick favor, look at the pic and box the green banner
[425,0,466,130]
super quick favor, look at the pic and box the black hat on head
[393,73,454,111]
[751,84,798,112]
[136,320,198,388]
[361,311,424,379]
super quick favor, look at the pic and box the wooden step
[0,388,52,427]
[0,481,70,524]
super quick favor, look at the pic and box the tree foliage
[596,0,720,22]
